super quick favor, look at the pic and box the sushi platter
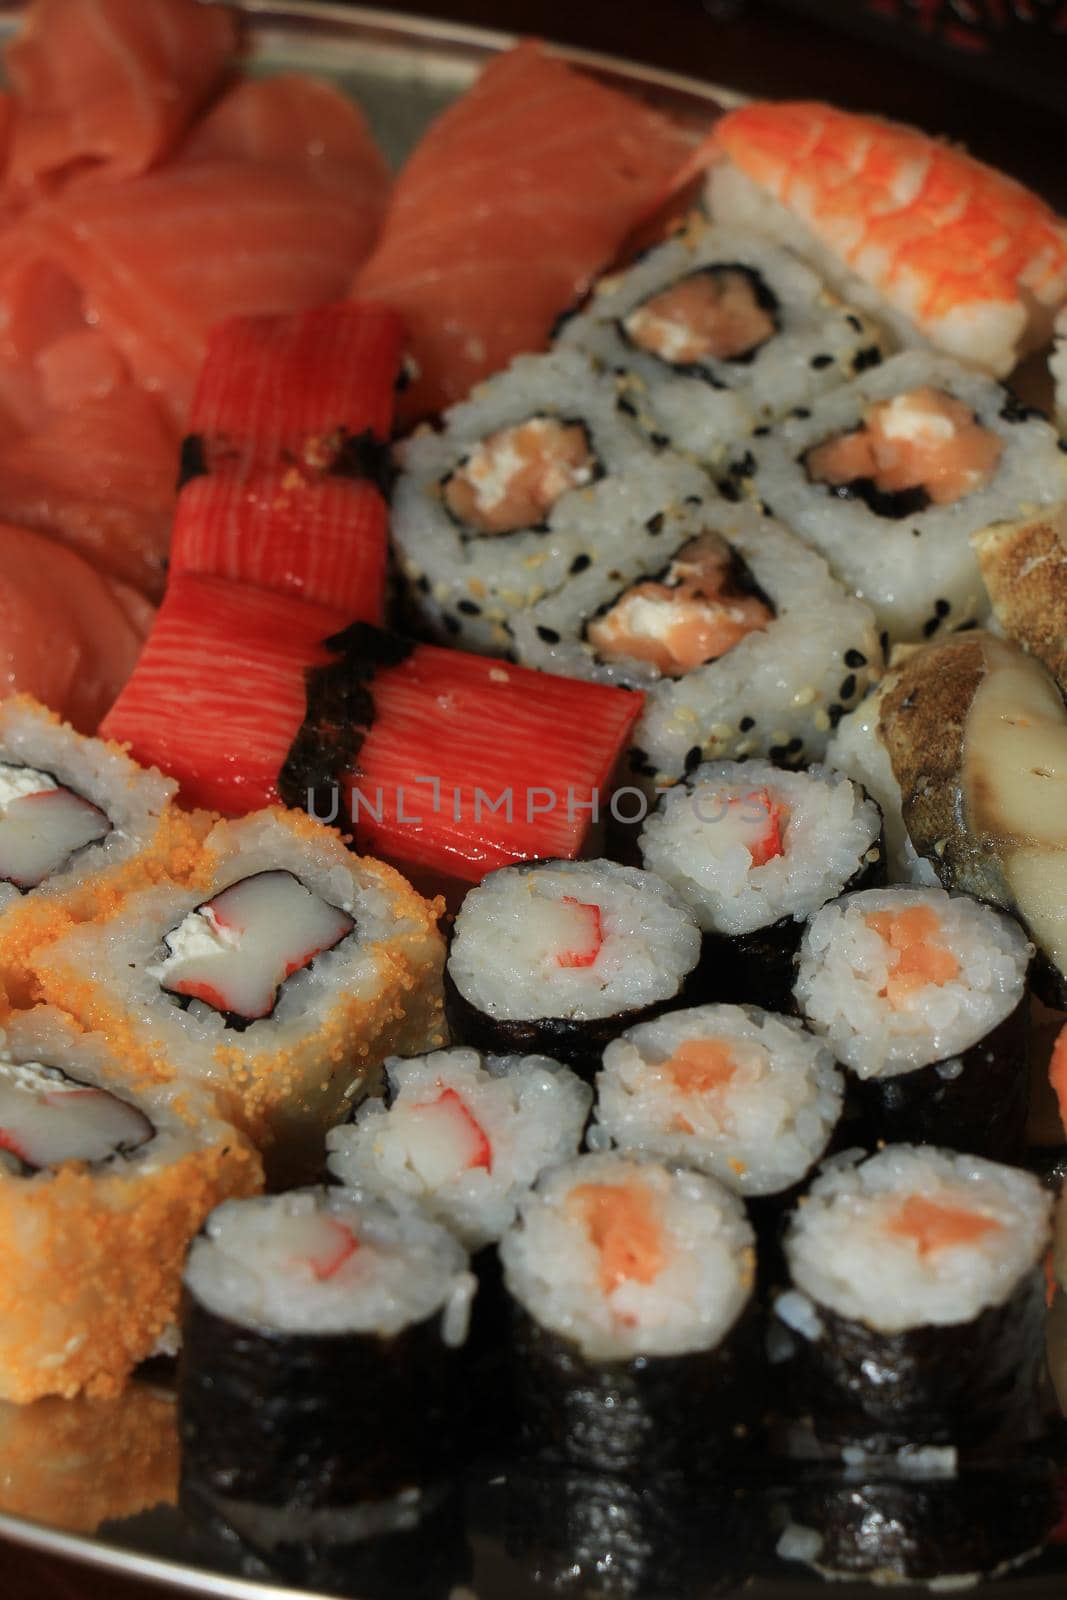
[4,1,1067,1599]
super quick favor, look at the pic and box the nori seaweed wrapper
[849,992,1030,1163]
[510,1298,763,1478]
[179,1286,462,1507]
[771,1457,1059,1584]
[504,1460,748,1599]
[781,1264,1048,1454]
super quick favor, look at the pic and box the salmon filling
[570,1179,666,1295]
[806,387,1002,509]
[865,904,961,1007]
[622,266,777,366]
[885,1194,1002,1256]
[0,762,111,890]
[663,1038,736,1098]
[587,533,772,675]
[0,1061,153,1175]
[443,416,596,534]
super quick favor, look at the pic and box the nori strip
[772,1459,1059,1584]
[278,623,414,817]
[849,993,1030,1162]
[179,1286,461,1507]
[781,1265,1048,1454]
[509,1299,762,1477]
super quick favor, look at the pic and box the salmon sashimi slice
[569,1181,666,1295]
[0,523,153,732]
[5,0,238,191]
[695,101,1067,377]
[355,40,693,424]
[170,469,388,623]
[0,162,390,428]
[885,1195,1002,1256]
[100,575,347,814]
[866,905,961,1006]
[0,385,178,598]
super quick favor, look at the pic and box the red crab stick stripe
[188,301,405,476]
[169,469,388,621]
[100,574,346,813]
[354,41,693,424]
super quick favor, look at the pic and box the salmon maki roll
[701,101,1067,378]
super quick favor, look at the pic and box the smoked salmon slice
[5,0,238,191]
[0,523,153,732]
[355,40,693,423]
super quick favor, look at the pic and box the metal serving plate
[0,5,1063,1597]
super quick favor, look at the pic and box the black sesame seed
[879,630,890,661]
[719,480,741,502]
[786,737,803,753]
[844,648,867,669]
[646,512,665,534]
[617,396,638,418]
[738,716,755,732]
[827,704,845,729]
[955,618,978,632]
[443,614,461,636]
[536,626,561,644]
[684,745,702,774]
[416,575,431,595]
[768,744,787,762]
[852,345,883,373]
[1058,439,1067,454]
[810,355,833,371]
[569,553,591,574]
[935,598,951,617]
[457,599,481,616]
[685,494,703,507]
[734,451,756,478]
[839,674,857,702]
[753,425,771,437]
[912,527,922,537]
[846,314,863,333]
[922,615,940,639]
[791,406,811,419]
[650,432,671,450]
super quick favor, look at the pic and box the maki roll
[511,505,880,791]
[774,1145,1051,1453]
[795,885,1032,1160]
[499,1151,757,1475]
[390,346,711,653]
[558,215,886,470]
[445,859,702,1076]
[180,1188,475,1509]
[34,807,446,1181]
[639,761,884,1008]
[737,350,1067,644]
[592,1004,843,1203]
[326,1047,592,1250]
[0,1005,262,1401]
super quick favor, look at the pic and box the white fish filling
[149,870,354,1022]
[784,1145,1051,1332]
[593,1005,843,1197]
[185,1188,475,1341]
[0,1060,153,1173]
[448,860,700,1022]
[794,886,1032,1077]
[639,761,882,936]
[0,763,111,891]
[327,1048,593,1250]
[501,1152,755,1362]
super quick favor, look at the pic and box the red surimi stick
[169,468,388,621]
[100,574,346,813]
[186,300,405,476]
[279,627,644,881]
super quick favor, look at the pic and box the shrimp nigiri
[692,101,1067,380]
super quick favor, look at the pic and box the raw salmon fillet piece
[5,0,239,190]
[0,523,154,731]
[355,40,693,423]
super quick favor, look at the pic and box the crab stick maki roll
[639,762,884,1009]
[445,860,701,1077]
[558,216,886,471]
[326,1047,591,1251]
[0,1005,262,1402]
[390,346,710,653]
[774,1146,1051,1453]
[512,505,880,792]
[499,1152,757,1474]
[737,351,1067,645]
[34,808,446,1181]
[180,1188,475,1510]
[592,1005,842,1203]
[795,886,1032,1160]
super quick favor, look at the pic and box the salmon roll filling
[327,1047,591,1250]
[621,264,778,367]
[442,416,598,535]
[593,1004,842,1198]
[805,387,1003,515]
[586,533,772,676]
